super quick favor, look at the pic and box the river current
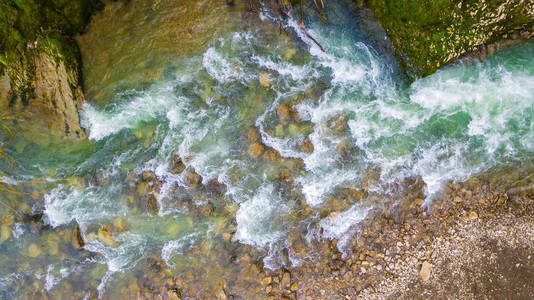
[1,1,534,298]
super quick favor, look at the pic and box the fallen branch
[273,0,325,52]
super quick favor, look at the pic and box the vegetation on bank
[0,0,102,144]
[365,0,534,78]
[0,0,100,75]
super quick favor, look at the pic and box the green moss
[0,0,100,72]
[0,0,100,97]
[365,0,534,78]
[9,0,21,7]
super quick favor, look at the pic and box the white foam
[44,265,60,291]
[202,47,244,83]
[319,204,371,255]
[253,55,319,82]
[81,90,182,140]
[234,185,288,249]
[44,185,127,228]
[161,232,202,267]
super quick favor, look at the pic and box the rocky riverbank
[75,163,534,299]
[293,169,534,299]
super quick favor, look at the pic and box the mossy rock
[0,0,101,144]
[364,0,534,78]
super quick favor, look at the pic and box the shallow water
[1,1,534,298]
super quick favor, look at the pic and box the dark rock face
[364,0,534,78]
[0,0,100,145]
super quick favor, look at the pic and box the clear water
[1,1,534,298]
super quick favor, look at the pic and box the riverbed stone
[281,271,291,288]
[275,124,285,137]
[301,138,313,152]
[98,225,117,246]
[247,127,260,143]
[198,203,214,217]
[263,148,282,162]
[27,243,42,258]
[248,143,265,159]
[137,181,150,196]
[145,194,159,213]
[0,224,11,242]
[291,107,303,122]
[284,48,296,60]
[185,169,202,188]
[277,104,290,120]
[329,113,346,133]
[113,218,126,233]
[170,155,186,174]
[259,72,271,87]
[46,233,60,256]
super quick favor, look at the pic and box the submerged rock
[0,214,14,243]
[276,103,290,120]
[259,72,271,87]
[247,127,260,143]
[136,181,150,196]
[144,194,159,213]
[198,203,214,217]
[0,224,11,242]
[247,142,265,159]
[329,113,346,134]
[263,148,282,162]
[27,243,42,258]
[185,169,202,188]
[46,233,60,256]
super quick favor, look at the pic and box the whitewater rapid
[4,2,530,296]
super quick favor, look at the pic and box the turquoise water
[1,2,534,297]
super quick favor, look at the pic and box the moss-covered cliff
[365,0,534,78]
[0,0,100,145]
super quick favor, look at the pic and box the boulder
[185,169,202,188]
[170,155,186,174]
[329,113,346,133]
[0,0,100,145]
[2,34,87,146]
[365,0,534,78]
[72,223,85,249]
